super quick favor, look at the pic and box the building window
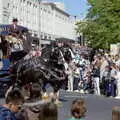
[48,10,51,14]
[45,36,47,39]
[49,36,51,40]
[8,3,10,8]
[44,8,46,12]
[29,2,31,6]
[40,35,43,39]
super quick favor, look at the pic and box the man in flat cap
[8,18,21,38]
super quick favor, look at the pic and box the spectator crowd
[66,45,120,99]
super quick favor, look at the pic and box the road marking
[64,95,88,98]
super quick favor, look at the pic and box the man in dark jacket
[8,18,21,37]
[9,19,32,62]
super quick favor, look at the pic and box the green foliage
[76,0,120,49]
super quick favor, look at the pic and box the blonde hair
[39,101,58,120]
[71,98,87,119]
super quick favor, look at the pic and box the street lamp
[38,0,41,49]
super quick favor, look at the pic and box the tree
[76,0,120,49]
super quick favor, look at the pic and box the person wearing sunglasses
[0,89,24,120]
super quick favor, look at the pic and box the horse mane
[11,48,66,87]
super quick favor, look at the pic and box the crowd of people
[1,43,120,120]
[1,18,120,120]
[65,46,120,98]
[0,84,88,120]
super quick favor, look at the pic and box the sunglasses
[17,105,22,110]
[14,104,23,110]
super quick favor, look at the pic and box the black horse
[8,44,74,100]
[10,46,67,97]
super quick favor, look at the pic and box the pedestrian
[92,63,101,95]
[67,61,74,91]
[73,63,80,92]
[68,98,87,120]
[0,89,24,120]
[113,64,120,98]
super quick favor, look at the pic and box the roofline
[41,2,70,17]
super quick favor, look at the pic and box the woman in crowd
[68,98,87,120]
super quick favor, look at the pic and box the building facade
[0,0,76,44]
[0,0,10,24]
[8,0,40,36]
[0,0,40,37]
[40,2,76,44]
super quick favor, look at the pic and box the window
[45,36,47,39]
[48,10,51,14]
[8,3,10,8]
[29,2,31,6]
[44,8,46,12]
[40,35,43,39]
[3,14,7,16]
[49,36,51,40]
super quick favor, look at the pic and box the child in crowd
[0,89,24,120]
[68,98,87,120]
[16,83,58,120]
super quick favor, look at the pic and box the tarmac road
[59,90,120,120]
[0,90,120,120]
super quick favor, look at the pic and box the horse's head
[49,47,65,68]
[61,47,74,63]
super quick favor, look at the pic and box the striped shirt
[0,106,16,120]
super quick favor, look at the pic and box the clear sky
[44,0,89,19]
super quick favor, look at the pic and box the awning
[56,37,75,42]
[0,24,28,35]
[40,40,50,44]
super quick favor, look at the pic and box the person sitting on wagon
[8,18,21,38]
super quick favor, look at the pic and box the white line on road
[64,95,88,98]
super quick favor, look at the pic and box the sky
[44,0,89,19]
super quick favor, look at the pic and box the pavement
[1,90,120,120]
[59,90,120,120]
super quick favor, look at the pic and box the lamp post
[38,0,41,49]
